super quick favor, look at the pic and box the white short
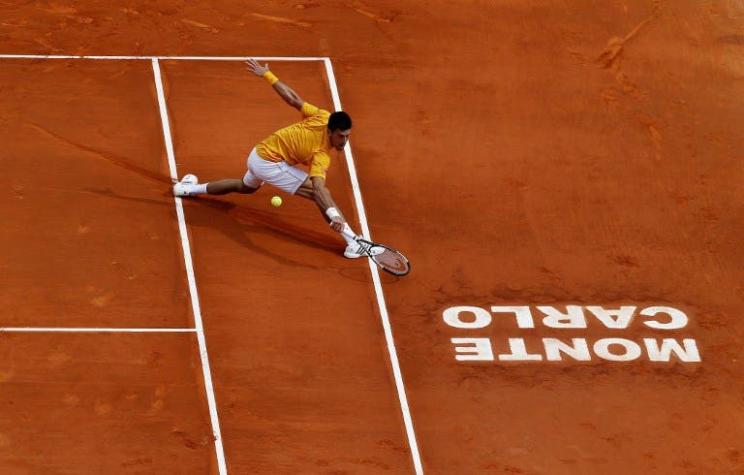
[242,147,308,194]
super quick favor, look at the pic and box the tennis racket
[343,229,411,276]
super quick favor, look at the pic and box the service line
[151,58,228,475]
[324,58,424,475]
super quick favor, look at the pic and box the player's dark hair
[328,111,352,131]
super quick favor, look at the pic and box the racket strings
[354,238,410,276]
[372,248,410,275]
[358,240,384,256]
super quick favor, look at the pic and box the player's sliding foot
[173,174,199,197]
[343,240,385,259]
[344,241,367,259]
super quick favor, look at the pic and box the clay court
[1,1,743,474]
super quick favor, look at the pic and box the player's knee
[239,183,258,194]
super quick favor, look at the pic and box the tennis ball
[271,196,283,207]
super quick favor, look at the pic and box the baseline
[0,327,196,333]
[0,54,325,61]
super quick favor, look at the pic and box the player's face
[330,129,351,151]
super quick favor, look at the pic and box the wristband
[263,71,279,85]
[325,207,341,220]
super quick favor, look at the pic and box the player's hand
[246,58,270,77]
[329,217,345,233]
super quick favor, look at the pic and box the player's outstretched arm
[246,59,304,110]
[311,176,347,232]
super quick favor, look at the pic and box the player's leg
[295,180,335,223]
[295,177,363,258]
[206,179,258,195]
[295,179,330,218]
[173,175,259,197]
[294,179,315,201]
[173,148,263,197]
[296,182,332,223]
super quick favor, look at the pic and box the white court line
[151,58,227,475]
[0,327,196,333]
[0,54,325,61]
[324,59,424,475]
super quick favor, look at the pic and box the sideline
[152,58,228,475]
[324,58,424,475]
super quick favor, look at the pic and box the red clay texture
[1,1,743,473]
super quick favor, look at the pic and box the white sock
[190,183,208,195]
[340,223,357,246]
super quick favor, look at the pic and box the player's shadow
[189,199,401,283]
[84,187,343,269]
[188,196,344,260]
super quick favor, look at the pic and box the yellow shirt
[256,103,333,178]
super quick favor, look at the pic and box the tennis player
[173,59,365,258]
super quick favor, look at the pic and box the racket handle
[341,224,357,241]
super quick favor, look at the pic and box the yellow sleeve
[309,151,331,178]
[301,102,320,118]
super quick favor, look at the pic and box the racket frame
[354,237,411,277]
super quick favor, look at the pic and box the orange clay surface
[1,1,744,474]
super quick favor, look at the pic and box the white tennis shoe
[343,239,384,259]
[344,241,367,259]
[173,174,199,197]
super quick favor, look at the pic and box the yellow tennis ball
[271,196,282,207]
